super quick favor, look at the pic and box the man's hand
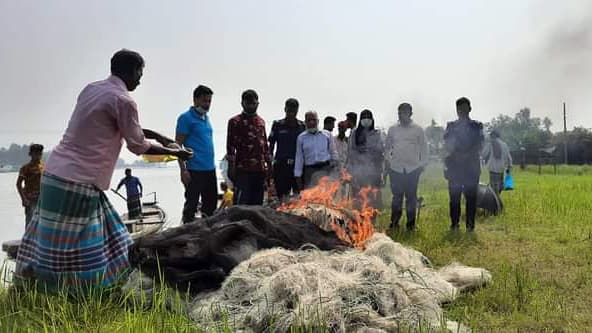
[181,170,191,186]
[175,148,193,161]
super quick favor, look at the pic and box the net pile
[188,233,491,332]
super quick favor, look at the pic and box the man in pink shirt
[15,49,192,290]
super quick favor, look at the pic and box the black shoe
[389,222,400,231]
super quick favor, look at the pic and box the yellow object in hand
[141,155,178,163]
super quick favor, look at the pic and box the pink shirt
[45,76,151,190]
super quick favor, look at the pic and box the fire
[278,173,377,249]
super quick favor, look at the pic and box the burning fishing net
[278,173,377,249]
[187,233,491,332]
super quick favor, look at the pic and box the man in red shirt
[226,90,271,205]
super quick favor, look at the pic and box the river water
[0,167,196,263]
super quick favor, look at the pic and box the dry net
[184,233,490,332]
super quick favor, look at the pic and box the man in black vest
[268,98,306,201]
[443,97,484,232]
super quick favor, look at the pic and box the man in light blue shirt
[175,85,217,222]
[294,111,338,189]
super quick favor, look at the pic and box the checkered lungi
[15,172,133,290]
[127,195,142,219]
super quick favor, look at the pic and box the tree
[425,119,445,159]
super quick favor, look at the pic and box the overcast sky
[1,0,591,162]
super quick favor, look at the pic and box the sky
[1,0,591,162]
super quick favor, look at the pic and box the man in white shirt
[384,103,429,231]
[294,111,338,189]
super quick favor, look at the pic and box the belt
[274,159,295,166]
[305,161,330,169]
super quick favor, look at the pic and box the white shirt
[385,122,429,173]
[294,130,337,177]
[482,138,512,173]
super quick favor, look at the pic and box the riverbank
[2,165,592,331]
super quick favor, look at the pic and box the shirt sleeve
[226,118,236,158]
[176,113,190,136]
[419,128,429,167]
[505,143,513,168]
[117,98,151,155]
[294,135,304,177]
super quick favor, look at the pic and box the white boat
[2,192,166,260]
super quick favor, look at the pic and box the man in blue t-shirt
[175,85,217,222]
[116,168,143,218]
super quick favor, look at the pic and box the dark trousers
[389,169,421,229]
[303,162,333,189]
[273,160,298,198]
[234,171,265,205]
[448,181,478,230]
[183,170,217,223]
[24,198,38,227]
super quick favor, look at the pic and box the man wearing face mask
[294,111,338,189]
[176,85,217,222]
[347,110,385,209]
[385,103,429,231]
[227,89,271,205]
[443,97,484,232]
[268,98,306,201]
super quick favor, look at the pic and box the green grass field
[2,165,592,332]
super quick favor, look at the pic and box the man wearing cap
[268,98,306,200]
[385,103,429,231]
[443,97,484,232]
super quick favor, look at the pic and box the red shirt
[226,113,271,173]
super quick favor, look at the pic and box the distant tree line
[425,108,592,165]
[0,144,126,170]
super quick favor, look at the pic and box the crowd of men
[13,49,512,291]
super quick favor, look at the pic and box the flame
[278,172,376,249]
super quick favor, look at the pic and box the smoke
[498,2,592,129]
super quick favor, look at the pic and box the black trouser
[234,171,265,205]
[303,162,333,189]
[273,160,298,198]
[389,169,421,229]
[448,181,478,230]
[183,170,217,223]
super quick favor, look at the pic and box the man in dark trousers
[443,97,484,232]
[385,103,429,231]
[116,168,143,219]
[227,89,271,205]
[176,85,217,222]
[269,98,305,201]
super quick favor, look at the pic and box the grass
[2,165,592,332]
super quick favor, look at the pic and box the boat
[1,192,167,260]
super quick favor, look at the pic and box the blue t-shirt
[176,107,215,171]
[118,176,142,197]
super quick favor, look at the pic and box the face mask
[307,127,319,134]
[195,106,208,115]
[360,118,373,128]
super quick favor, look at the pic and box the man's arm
[116,178,124,191]
[175,133,191,185]
[268,121,277,159]
[419,128,429,168]
[137,178,143,195]
[143,129,175,147]
[16,175,28,206]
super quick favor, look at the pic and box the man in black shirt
[269,98,306,200]
[443,97,484,232]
